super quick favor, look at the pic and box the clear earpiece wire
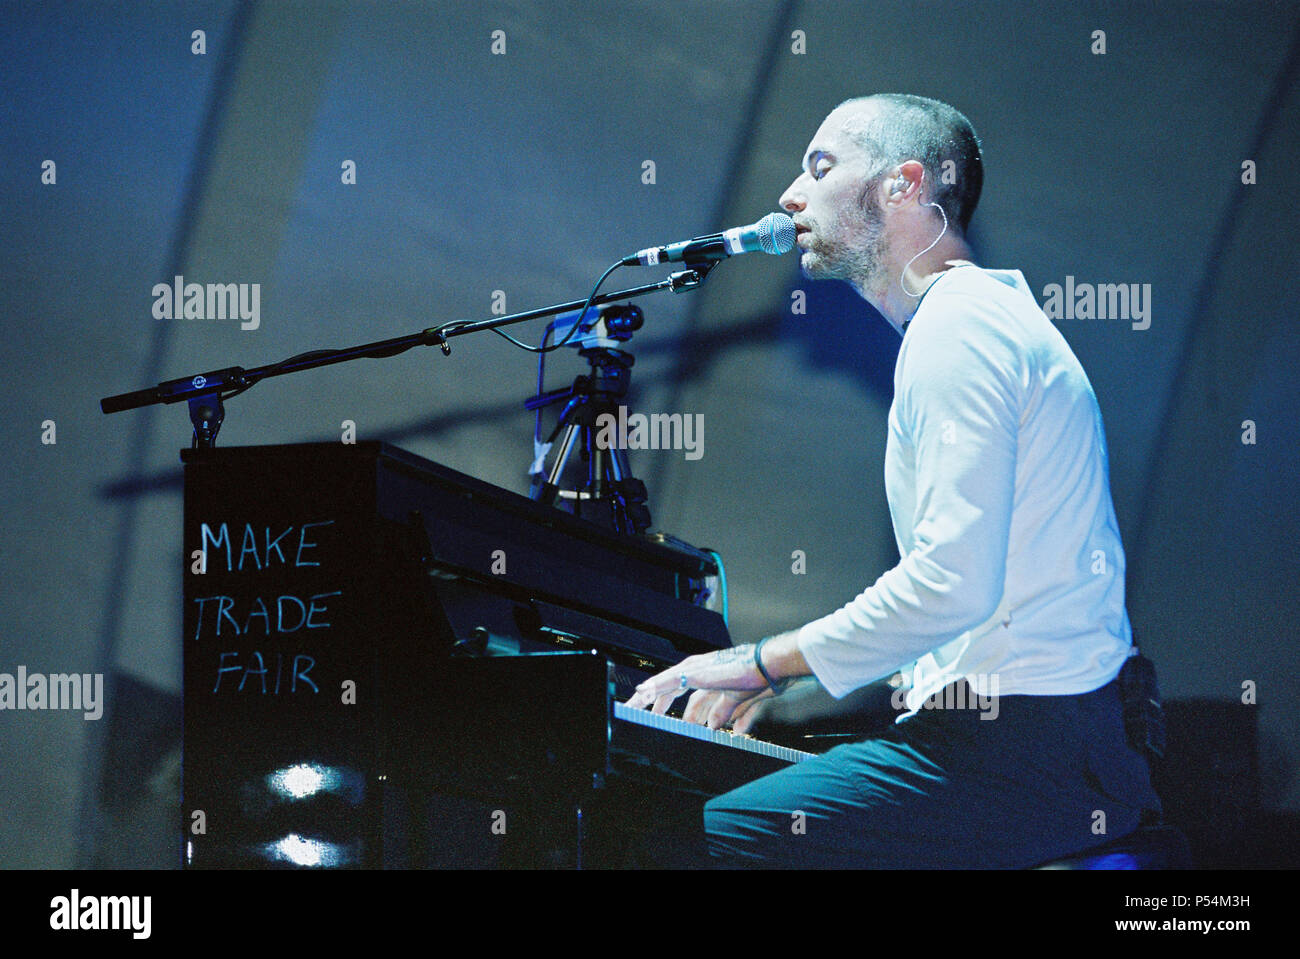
[900,171,949,298]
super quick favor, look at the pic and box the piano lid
[181,441,730,653]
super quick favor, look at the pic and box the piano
[181,441,815,868]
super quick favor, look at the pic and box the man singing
[624,93,1162,868]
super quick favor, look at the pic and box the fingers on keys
[625,672,672,710]
[728,688,774,734]
[682,689,739,730]
[682,689,712,725]
[651,689,682,715]
[706,694,739,731]
[626,667,691,714]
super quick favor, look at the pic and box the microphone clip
[667,263,718,292]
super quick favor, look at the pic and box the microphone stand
[99,261,718,449]
[525,305,651,535]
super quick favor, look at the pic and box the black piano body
[181,441,810,868]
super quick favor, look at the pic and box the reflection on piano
[182,441,815,868]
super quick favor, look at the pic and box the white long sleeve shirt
[796,265,1132,714]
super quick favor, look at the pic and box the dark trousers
[703,678,1162,868]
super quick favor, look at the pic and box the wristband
[754,636,790,695]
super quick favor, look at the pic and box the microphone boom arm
[98,262,718,447]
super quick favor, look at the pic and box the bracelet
[754,636,790,695]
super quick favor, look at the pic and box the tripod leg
[587,424,604,500]
[607,447,653,535]
[536,423,583,506]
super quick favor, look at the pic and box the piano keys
[614,701,816,767]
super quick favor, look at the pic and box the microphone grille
[756,212,797,255]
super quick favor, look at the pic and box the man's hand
[622,631,811,729]
[680,686,777,731]
[623,644,766,719]
[698,686,779,734]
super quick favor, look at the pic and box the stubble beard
[799,189,889,293]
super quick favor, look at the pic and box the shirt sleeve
[796,292,1024,697]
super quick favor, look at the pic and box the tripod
[526,306,652,535]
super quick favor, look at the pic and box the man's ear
[892,160,927,203]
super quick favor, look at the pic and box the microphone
[622,212,796,267]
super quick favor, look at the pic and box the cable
[534,325,550,447]
[704,548,728,626]
[900,170,949,299]
[478,258,625,354]
[527,257,626,449]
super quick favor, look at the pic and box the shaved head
[833,94,983,232]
